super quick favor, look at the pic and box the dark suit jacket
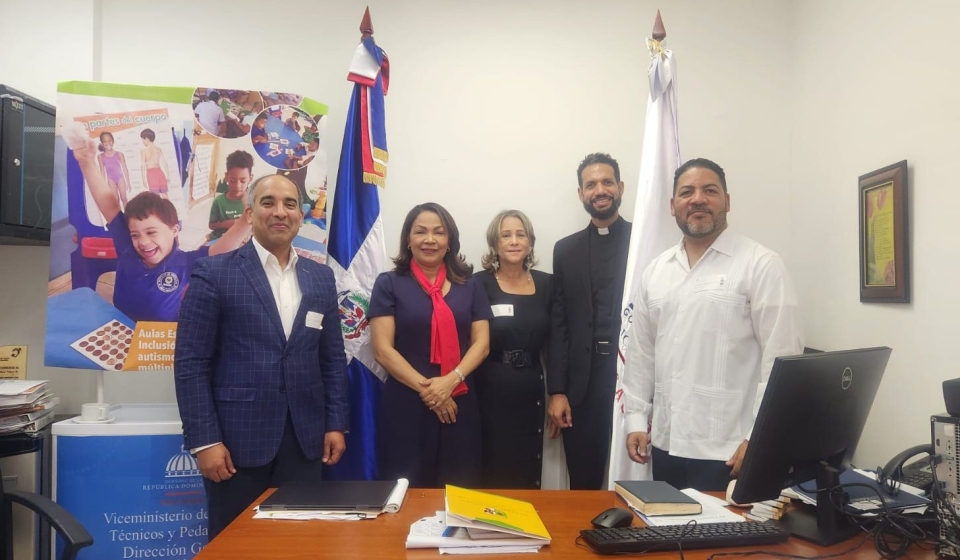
[174,241,349,467]
[548,219,632,407]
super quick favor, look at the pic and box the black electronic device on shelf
[0,84,55,245]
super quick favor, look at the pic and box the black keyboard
[581,521,790,554]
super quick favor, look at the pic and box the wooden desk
[194,489,936,559]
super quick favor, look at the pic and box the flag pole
[606,8,682,489]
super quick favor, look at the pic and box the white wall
[0,0,102,414]
[96,0,795,267]
[0,0,96,104]
[788,0,960,467]
[11,0,951,473]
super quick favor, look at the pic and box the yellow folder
[444,485,551,541]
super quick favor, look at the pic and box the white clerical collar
[590,217,623,236]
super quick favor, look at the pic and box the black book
[259,480,398,512]
[614,481,702,516]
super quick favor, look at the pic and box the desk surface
[194,488,936,559]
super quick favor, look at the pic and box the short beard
[677,210,727,238]
[583,196,622,221]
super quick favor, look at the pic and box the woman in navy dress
[369,202,492,488]
[474,210,555,489]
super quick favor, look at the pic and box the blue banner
[56,434,207,559]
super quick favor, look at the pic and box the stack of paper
[743,493,790,522]
[0,380,58,434]
[407,512,548,554]
[406,486,551,553]
[633,489,745,527]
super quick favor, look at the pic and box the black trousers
[561,352,617,490]
[652,446,733,492]
[203,414,322,540]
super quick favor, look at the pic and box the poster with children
[45,81,329,371]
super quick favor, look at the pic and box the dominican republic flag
[324,35,390,480]
[606,30,682,488]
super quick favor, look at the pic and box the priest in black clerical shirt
[548,152,632,490]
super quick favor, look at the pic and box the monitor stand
[776,464,861,546]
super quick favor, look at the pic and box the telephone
[881,443,934,493]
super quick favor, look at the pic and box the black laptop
[258,480,397,512]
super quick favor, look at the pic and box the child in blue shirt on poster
[251,114,268,146]
[73,136,250,322]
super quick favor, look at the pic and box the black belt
[594,340,613,355]
[490,350,534,368]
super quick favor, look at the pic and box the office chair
[0,462,93,560]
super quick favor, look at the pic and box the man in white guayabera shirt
[622,157,803,492]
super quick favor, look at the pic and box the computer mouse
[591,507,635,528]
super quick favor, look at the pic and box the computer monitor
[731,346,892,546]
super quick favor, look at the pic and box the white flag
[607,38,681,488]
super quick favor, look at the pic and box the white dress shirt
[250,237,302,340]
[622,229,803,461]
[192,238,301,455]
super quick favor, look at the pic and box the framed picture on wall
[858,160,909,303]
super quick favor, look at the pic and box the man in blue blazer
[175,174,349,539]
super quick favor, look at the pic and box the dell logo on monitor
[841,367,853,390]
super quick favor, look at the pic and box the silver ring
[441,411,448,415]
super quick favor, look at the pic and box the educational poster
[45,82,329,371]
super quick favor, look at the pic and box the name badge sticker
[490,304,514,317]
[305,311,325,330]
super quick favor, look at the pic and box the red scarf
[410,260,467,396]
